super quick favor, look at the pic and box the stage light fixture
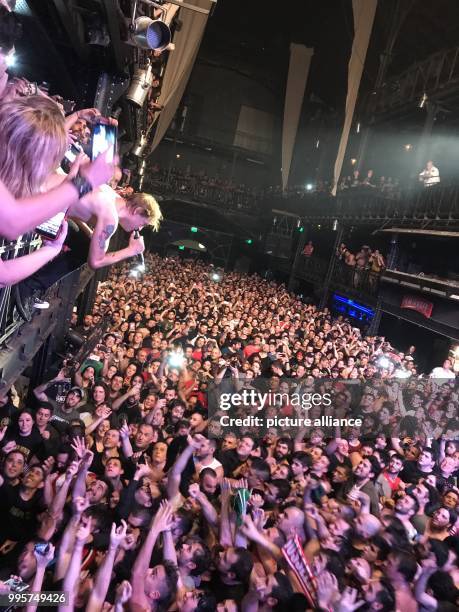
[130,16,171,51]
[404,144,412,151]
[131,132,147,157]
[190,226,198,233]
[306,183,313,191]
[126,61,156,107]
[350,158,357,165]
[211,273,221,282]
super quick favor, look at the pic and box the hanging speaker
[130,17,171,51]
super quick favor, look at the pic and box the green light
[245,239,253,245]
[298,226,304,232]
[190,226,198,233]
[178,245,185,250]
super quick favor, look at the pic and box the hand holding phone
[91,122,117,163]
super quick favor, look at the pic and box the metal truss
[365,44,459,120]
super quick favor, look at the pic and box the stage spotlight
[377,356,390,369]
[130,16,171,51]
[419,92,427,108]
[126,62,155,107]
[404,144,412,151]
[306,183,313,191]
[350,158,357,165]
[198,243,205,249]
[211,272,221,282]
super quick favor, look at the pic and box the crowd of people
[1,5,459,611]
[149,166,262,214]
[0,254,457,611]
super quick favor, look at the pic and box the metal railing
[0,233,42,345]
[267,183,459,223]
[295,256,328,282]
[331,259,381,297]
[147,171,263,214]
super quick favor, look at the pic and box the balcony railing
[267,184,459,223]
[147,171,263,215]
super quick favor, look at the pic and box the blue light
[332,294,375,321]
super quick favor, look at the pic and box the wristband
[71,173,93,199]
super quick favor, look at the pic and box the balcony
[266,184,459,228]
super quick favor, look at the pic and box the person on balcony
[302,241,314,257]
[419,160,440,187]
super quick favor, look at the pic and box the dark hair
[199,467,217,481]
[391,550,418,582]
[427,571,459,603]
[271,571,294,610]
[35,401,54,415]
[428,539,450,568]
[157,561,178,612]
[0,7,22,53]
[376,578,396,612]
[195,591,217,612]
[187,537,212,577]
[291,451,312,470]
[270,479,291,501]
[367,454,382,480]
[230,548,254,583]
[249,457,271,482]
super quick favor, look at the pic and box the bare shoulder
[82,185,119,225]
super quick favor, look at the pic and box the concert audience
[0,254,456,611]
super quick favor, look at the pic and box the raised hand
[73,496,90,515]
[115,580,132,606]
[0,425,8,443]
[151,500,173,532]
[70,436,87,460]
[316,571,339,608]
[76,517,92,543]
[34,543,55,568]
[65,460,81,482]
[134,463,151,480]
[110,520,128,549]
[336,587,365,612]
[188,483,201,499]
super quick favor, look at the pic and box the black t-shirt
[0,483,45,542]
[206,574,247,603]
[219,449,246,477]
[3,430,44,462]
[399,462,433,485]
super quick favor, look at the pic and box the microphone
[133,230,145,270]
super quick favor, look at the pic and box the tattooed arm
[85,191,144,270]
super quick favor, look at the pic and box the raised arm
[0,152,114,240]
[58,518,92,612]
[0,225,67,289]
[130,502,173,609]
[167,435,199,500]
[86,521,128,612]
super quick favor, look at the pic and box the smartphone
[4,578,29,593]
[34,542,50,555]
[61,142,83,174]
[91,122,117,163]
[36,211,66,241]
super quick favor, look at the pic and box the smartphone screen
[36,211,65,241]
[91,123,117,162]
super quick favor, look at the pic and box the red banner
[401,295,433,318]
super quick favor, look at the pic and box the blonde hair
[0,95,67,197]
[126,192,163,231]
